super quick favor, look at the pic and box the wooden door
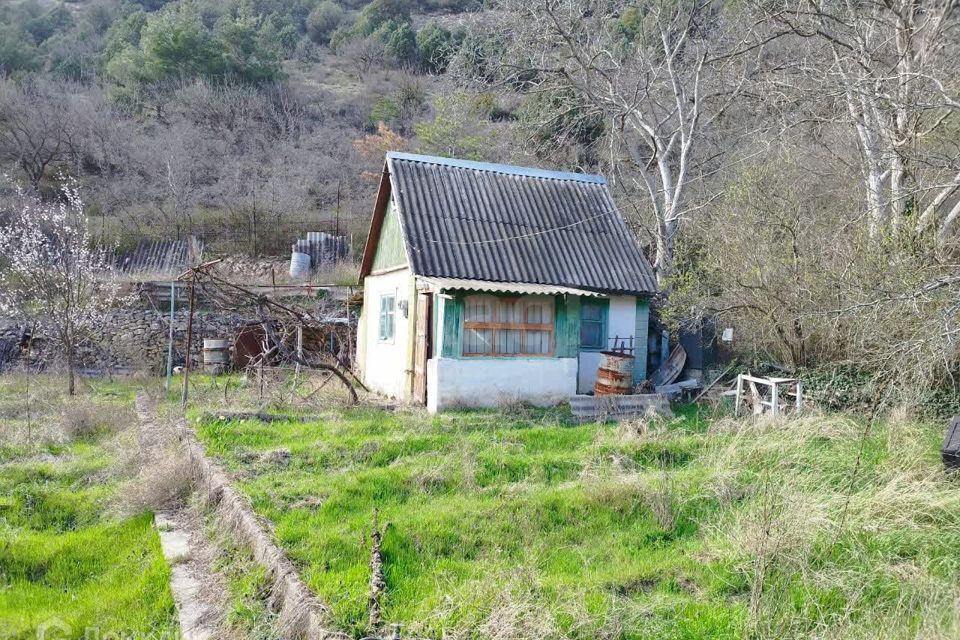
[413,292,432,405]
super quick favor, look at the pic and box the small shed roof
[117,237,203,277]
[361,152,657,295]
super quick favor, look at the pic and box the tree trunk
[67,345,76,396]
[654,231,674,285]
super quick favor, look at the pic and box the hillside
[0,0,518,257]
[1,0,958,411]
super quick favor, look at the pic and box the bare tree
[491,0,761,281]
[668,152,960,403]
[0,79,85,193]
[0,183,124,395]
[766,1,960,239]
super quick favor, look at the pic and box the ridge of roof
[386,151,607,185]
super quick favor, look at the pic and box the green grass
[193,408,739,638]
[192,403,960,639]
[201,502,280,640]
[0,375,178,640]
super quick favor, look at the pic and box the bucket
[203,339,230,375]
[594,351,635,396]
[289,250,311,279]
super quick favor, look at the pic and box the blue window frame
[580,299,608,350]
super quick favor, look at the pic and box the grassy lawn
[0,376,178,640]
[193,399,960,640]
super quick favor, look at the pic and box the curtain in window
[379,295,395,341]
[462,295,554,356]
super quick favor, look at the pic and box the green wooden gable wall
[371,199,407,272]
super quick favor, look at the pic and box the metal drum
[594,351,635,396]
[203,339,230,375]
[289,251,311,279]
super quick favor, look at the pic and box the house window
[462,295,554,356]
[580,300,607,350]
[378,294,395,341]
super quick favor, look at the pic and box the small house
[356,152,657,411]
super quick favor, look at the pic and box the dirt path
[134,393,227,640]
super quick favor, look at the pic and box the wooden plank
[555,294,580,358]
[412,292,431,405]
[650,344,686,387]
[633,298,650,382]
[359,169,392,279]
[692,363,735,402]
[735,374,744,416]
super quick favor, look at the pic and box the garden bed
[191,399,960,639]
[0,376,178,639]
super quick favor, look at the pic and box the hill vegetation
[0,0,504,257]
[0,0,958,405]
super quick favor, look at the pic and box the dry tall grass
[704,413,960,639]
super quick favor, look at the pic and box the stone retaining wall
[0,309,251,373]
[174,413,347,640]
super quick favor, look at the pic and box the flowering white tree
[0,183,123,395]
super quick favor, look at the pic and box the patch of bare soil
[133,393,236,640]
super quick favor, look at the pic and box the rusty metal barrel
[203,339,230,375]
[594,351,635,396]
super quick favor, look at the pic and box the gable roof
[360,152,657,295]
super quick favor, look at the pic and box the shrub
[61,401,101,439]
[416,21,459,73]
[122,448,193,512]
[60,398,127,440]
[353,0,411,38]
[306,1,344,45]
[381,21,418,67]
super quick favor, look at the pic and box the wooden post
[258,358,265,404]
[795,380,803,412]
[295,324,304,376]
[734,374,743,417]
[292,323,304,400]
[165,281,175,394]
[180,274,196,409]
[770,381,779,416]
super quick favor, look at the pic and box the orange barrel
[594,351,635,395]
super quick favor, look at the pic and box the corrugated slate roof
[385,152,657,295]
[116,237,203,276]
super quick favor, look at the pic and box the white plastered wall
[426,292,579,411]
[576,295,637,393]
[428,357,577,412]
[360,267,414,399]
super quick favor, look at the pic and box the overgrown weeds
[201,500,280,640]
[0,374,177,636]
[184,387,959,639]
[703,412,960,638]
[120,446,193,513]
